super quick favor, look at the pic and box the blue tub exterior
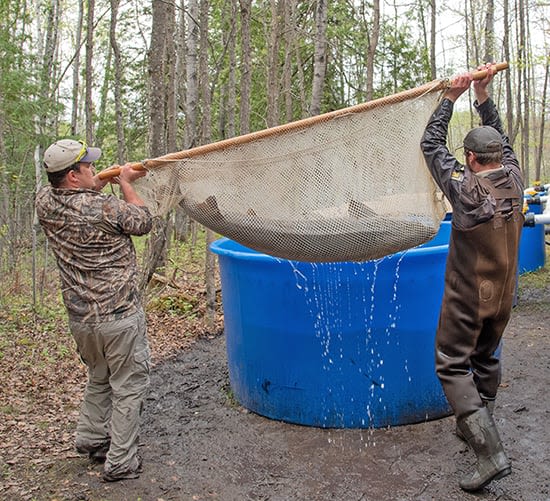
[519,201,546,274]
[210,222,453,428]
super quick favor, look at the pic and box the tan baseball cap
[43,139,102,172]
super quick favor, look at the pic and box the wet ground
[39,277,549,501]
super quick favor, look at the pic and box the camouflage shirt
[36,186,153,322]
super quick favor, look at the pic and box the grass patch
[518,244,550,291]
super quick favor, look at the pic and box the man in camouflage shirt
[36,139,153,482]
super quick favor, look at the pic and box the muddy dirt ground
[10,278,550,501]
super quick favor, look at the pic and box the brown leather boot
[457,407,511,491]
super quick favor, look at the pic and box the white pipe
[534,213,550,225]
[524,212,550,226]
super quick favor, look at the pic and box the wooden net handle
[470,62,509,80]
[98,61,509,181]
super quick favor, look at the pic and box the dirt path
[25,279,549,501]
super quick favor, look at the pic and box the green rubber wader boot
[456,399,495,441]
[457,406,511,492]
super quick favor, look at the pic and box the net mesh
[133,82,447,262]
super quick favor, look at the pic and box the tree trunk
[503,0,514,139]
[141,0,174,288]
[0,87,8,272]
[365,0,380,101]
[173,0,190,242]
[165,0,177,153]
[518,0,529,185]
[429,0,436,79]
[184,0,200,148]
[197,0,217,327]
[534,60,548,182]
[266,0,281,127]
[239,0,252,134]
[227,0,238,138]
[85,0,95,143]
[110,0,127,164]
[149,0,168,156]
[310,0,328,116]
[483,0,495,102]
[71,0,84,135]
[97,38,112,150]
[40,0,60,136]
[282,0,293,122]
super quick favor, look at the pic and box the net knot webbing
[133,83,447,262]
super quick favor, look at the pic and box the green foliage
[518,260,550,291]
[148,293,200,318]
[374,22,431,98]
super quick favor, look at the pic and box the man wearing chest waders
[420,63,524,491]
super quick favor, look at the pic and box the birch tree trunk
[173,0,190,242]
[483,0,495,64]
[310,0,328,116]
[98,40,112,150]
[165,0,178,153]
[85,0,95,143]
[534,61,549,181]
[40,0,60,136]
[503,0,514,139]
[71,0,84,135]
[429,0,436,79]
[239,0,252,134]
[184,0,200,148]
[518,0,529,185]
[197,0,217,326]
[110,0,127,164]
[282,0,293,122]
[228,0,238,138]
[266,0,281,127]
[365,0,380,101]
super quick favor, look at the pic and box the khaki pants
[69,308,150,474]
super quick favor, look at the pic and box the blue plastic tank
[519,199,546,274]
[210,222,453,428]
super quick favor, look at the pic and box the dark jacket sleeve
[420,97,463,202]
[420,97,501,229]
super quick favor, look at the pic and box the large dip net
[101,65,507,262]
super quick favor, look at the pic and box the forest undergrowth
[0,236,222,498]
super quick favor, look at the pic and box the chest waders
[435,179,523,419]
[436,178,522,491]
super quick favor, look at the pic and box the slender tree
[365,0,380,100]
[534,60,549,181]
[71,0,84,135]
[239,0,252,134]
[110,0,127,164]
[184,0,200,148]
[310,0,328,116]
[85,0,95,143]
[266,0,281,127]
[197,0,217,326]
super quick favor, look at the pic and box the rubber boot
[457,407,511,492]
[456,399,495,441]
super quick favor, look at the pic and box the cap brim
[80,147,102,163]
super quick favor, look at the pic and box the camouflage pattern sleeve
[36,187,153,322]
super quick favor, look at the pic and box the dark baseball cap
[463,126,503,154]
